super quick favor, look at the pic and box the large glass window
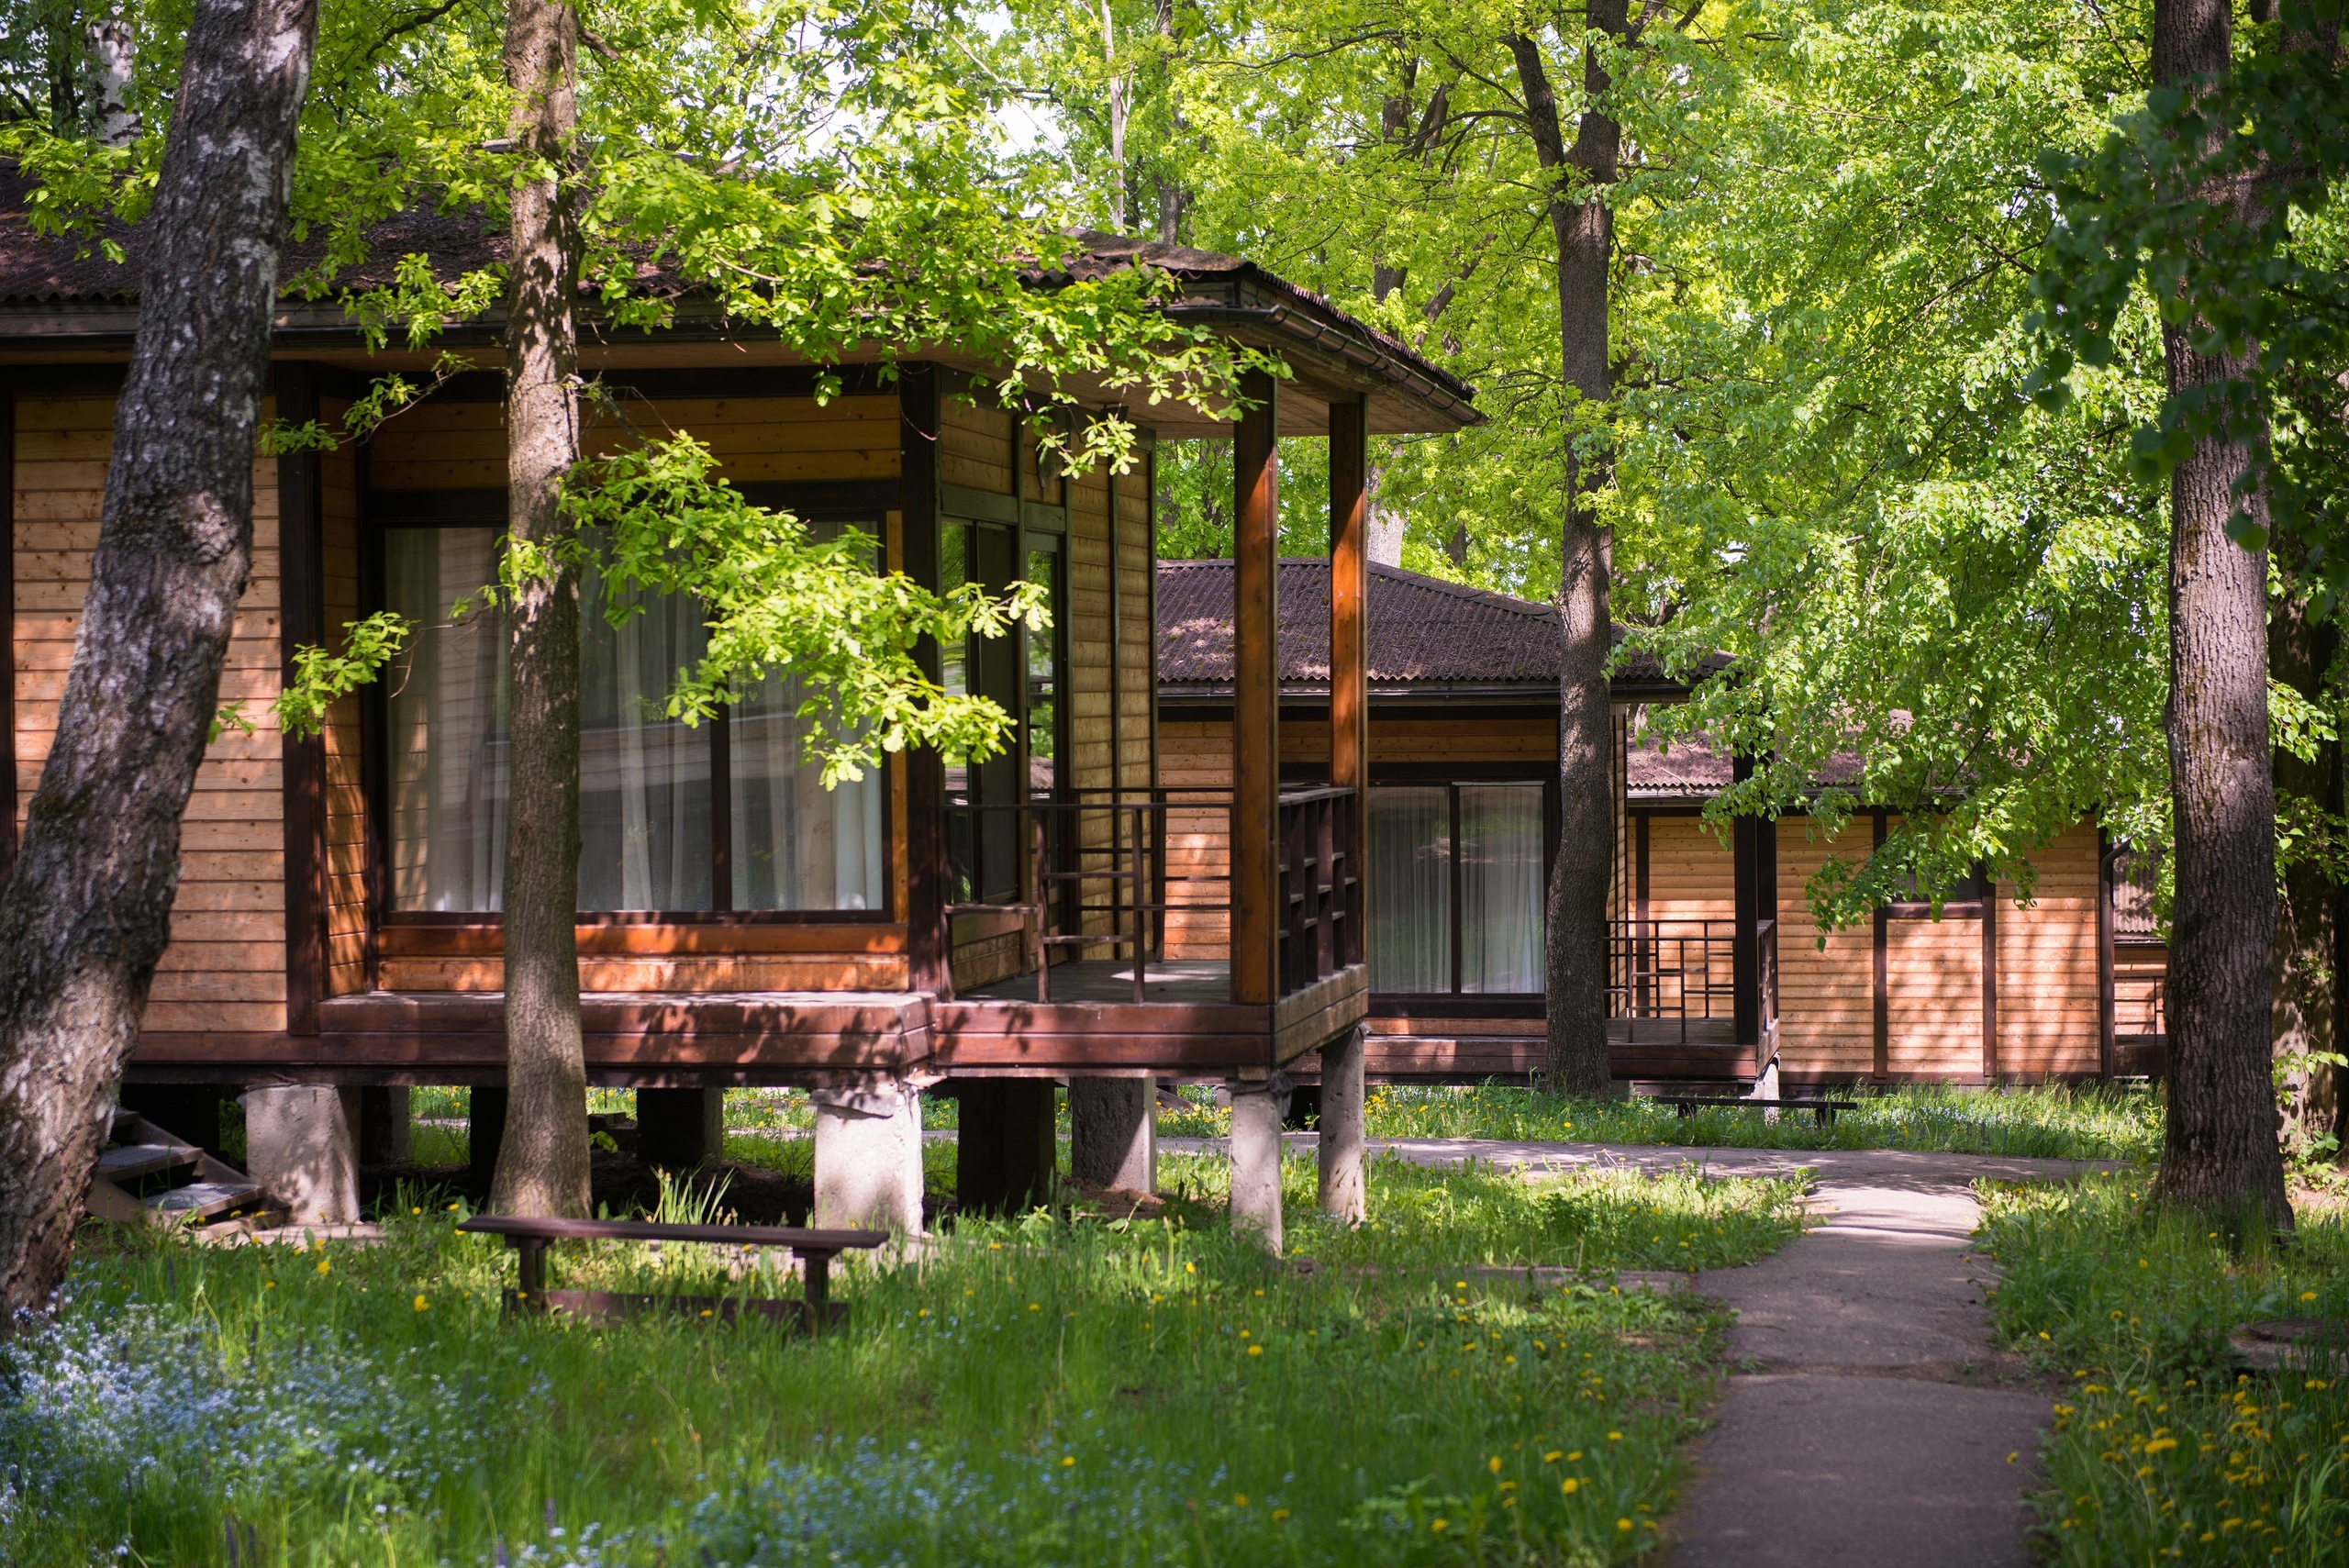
[383,525,885,915]
[1367,782,1547,994]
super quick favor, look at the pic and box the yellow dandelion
[1562,1479,1579,1495]
[1488,1456,1503,1473]
[1618,1518,1633,1532]
[1568,1451,1583,1462]
[1431,1518,1448,1532]
[2305,1292,2321,1303]
[1607,1432,1620,1442]
[1029,1303,1040,1312]
[1248,1344,1264,1357]
[315,1258,330,1276]
[413,1294,429,1311]
[1062,1456,1075,1467]
[1272,1509,1289,1522]
[1233,1494,1248,1507]
[1543,1451,1563,1463]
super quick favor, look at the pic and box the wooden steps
[86,1109,276,1238]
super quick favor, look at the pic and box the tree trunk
[2269,569,2340,1162]
[0,0,316,1317]
[2151,0,2291,1230]
[1509,16,1620,1097]
[489,0,591,1219]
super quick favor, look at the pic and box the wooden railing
[1275,786,1363,995]
[943,789,1232,1003]
[1609,917,1737,1042]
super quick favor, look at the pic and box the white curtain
[1460,784,1544,993]
[729,673,884,911]
[386,528,509,912]
[577,563,713,911]
[1369,787,1451,992]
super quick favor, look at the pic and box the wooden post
[1230,370,1280,1005]
[2097,831,2117,1080]
[275,362,326,1038]
[899,366,951,995]
[0,384,14,892]
[1981,873,1999,1083]
[1329,395,1368,970]
[1731,755,1759,1050]
[1872,809,1889,1080]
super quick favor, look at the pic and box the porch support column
[1731,752,1761,1052]
[243,1085,361,1225]
[1317,1025,1366,1223]
[956,1079,1057,1214]
[637,1087,724,1168]
[1330,393,1369,970]
[812,1080,927,1232]
[1070,1077,1155,1192]
[1231,370,1281,1005]
[1228,1076,1286,1253]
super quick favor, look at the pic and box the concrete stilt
[1068,1077,1155,1193]
[1317,1026,1367,1223]
[356,1086,411,1165]
[637,1087,725,1167]
[242,1085,362,1224]
[811,1082,926,1232]
[1228,1078,1286,1253]
[467,1085,507,1191]
[955,1080,1057,1215]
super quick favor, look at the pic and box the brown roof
[1155,558,1716,697]
[0,176,1475,429]
[1627,733,1734,799]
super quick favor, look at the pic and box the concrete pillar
[955,1079,1057,1215]
[242,1086,361,1225]
[1747,1051,1782,1125]
[1069,1077,1155,1192]
[637,1087,725,1167]
[467,1085,507,1192]
[812,1082,926,1232]
[1317,1026,1367,1224]
[1228,1078,1286,1253]
[356,1086,411,1165]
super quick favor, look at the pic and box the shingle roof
[1154,558,1716,696]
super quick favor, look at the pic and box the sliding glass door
[1367,782,1548,995]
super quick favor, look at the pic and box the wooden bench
[458,1215,889,1330]
[1653,1096,1860,1127]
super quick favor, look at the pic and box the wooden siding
[1990,823,2102,1077]
[375,922,910,993]
[939,395,1012,495]
[1640,815,1733,924]
[320,397,368,995]
[365,395,903,490]
[15,395,288,1032]
[1774,823,1878,1077]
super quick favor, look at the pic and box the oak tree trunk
[2151,0,2291,1229]
[2268,567,2341,1161]
[489,0,592,1218]
[0,0,317,1317]
[1509,12,1620,1097]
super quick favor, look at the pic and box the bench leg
[1677,1103,1696,1119]
[802,1250,831,1333]
[512,1237,548,1315]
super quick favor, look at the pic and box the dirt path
[1176,1137,2103,1566]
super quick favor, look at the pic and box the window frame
[363,509,896,926]
[1363,770,1557,1001]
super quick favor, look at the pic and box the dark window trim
[361,506,896,922]
[1370,777,1554,1000]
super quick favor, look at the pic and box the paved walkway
[1166,1135,2110,1566]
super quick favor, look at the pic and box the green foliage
[273,610,411,742]
[2030,0,2349,568]
[1357,1081,2165,1162]
[1977,1173,2349,1563]
[0,1157,1798,1565]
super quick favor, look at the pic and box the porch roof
[0,173,1476,436]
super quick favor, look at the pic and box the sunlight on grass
[0,1157,1803,1566]
[1359,1082,2161,1162]
[1977,1173,2349,1563]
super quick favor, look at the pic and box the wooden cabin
[1154,562,2168,1087]
[0,196,1479,1229]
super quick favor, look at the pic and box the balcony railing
[1609,917,1737,1042]
[1275,785,1364,995]
[942,785,1362,1004]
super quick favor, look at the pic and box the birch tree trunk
[489,0,592,1218]
[2151,0,2291,1229]
[0,0,317,1317]
[1508,13,1620,1097]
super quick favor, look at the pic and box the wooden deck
[934,962,1371,1073]
[961,959,1232,1005]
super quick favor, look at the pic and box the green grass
[1353,1082,2162,1162]
[1976,1173,2349,1563]
[0,1157,1805,1568]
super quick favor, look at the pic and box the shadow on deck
[961,959,1231,1005]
